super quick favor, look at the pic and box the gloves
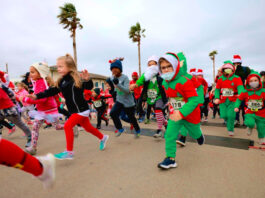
[113,78,119,85]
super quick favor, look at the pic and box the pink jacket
[24,78,58,114]
[16,89,30,106]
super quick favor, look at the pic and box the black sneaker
[105,119,109,127]
[176,136,186,146]
[96,125,101,129]
[197,134,205,145]
[158,157,177,169]
[44,124,52,129]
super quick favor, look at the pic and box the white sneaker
[259,138,265,145]
[228,131,234,136]
[37,153,56,189]
[247,128,253,136]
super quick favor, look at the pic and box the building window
[102,83,104,90]
[95,82,98,87]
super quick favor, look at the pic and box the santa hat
[132,72,138,77]
[0,71,6,83]
[147,55,159,64]
[197,69,204,76]
[189,68,196,75]
[232,55,242,63]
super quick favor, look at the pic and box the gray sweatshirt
[111,74,135,108]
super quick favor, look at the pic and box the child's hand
[19,96,24,101]
[214,99,220,104]
[27,94,37,100]
[129,84,137,91]
[234,108,239,112]
[80,70,90,81]
[112,78,119,85]
[169,110,182,122]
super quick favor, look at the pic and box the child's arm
[116,76,130,94]
[82,79,94,90]
[236,77,244,94]
[0,83,16,104]
[23,97,47,105]
[214,78,221,104]
[136,74,145,87]
[234,92,246,111]
[36,86,60,99]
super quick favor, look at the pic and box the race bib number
[222,88,234,97]
[169,97,186,110]
[247,99,263,111]
[147,89,158,99]
[94,100,102,108]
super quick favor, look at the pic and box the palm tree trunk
[213,56,215,85]
[138,41,141,76]
[72,29,77,65]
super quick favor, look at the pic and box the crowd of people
[0,53,264,188]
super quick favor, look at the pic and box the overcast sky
[1,0,265,83]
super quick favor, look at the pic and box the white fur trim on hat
[148,55,159,64]
[232,58,242,63]
[159,54,179,72]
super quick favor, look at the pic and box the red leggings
[0,139,43,176]
[64,113,104,151]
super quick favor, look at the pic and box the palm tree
[209,50,218,84]
[129,22,146,76]
[57,3,83,65]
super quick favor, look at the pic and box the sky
[1,0,265,83]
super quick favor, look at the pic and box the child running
[157,52,204,170]
[130,55,168,138]
[23,62,63,155]
[28,54,108,160]
[0,74,32,147]
[235,71,265,145]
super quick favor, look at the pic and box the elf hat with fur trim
[147,55,159,64]
[232,55,242,64]
[197,69,204,75]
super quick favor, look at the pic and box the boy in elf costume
[214,61,244,136]
[157,52,204,169]
[235,72,265,145]
[172,53,205,147]
[130,56,168,138]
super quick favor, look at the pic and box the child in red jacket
[235,72,265,145]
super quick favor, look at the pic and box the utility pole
[6,63,8,74]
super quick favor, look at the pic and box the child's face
[249,76,259,83]
[112,68,121,77]
[57,59,70,76]
[92,91,97,97]
[17,84,23,91]
[30,66,41,81]
[132,76,138,81]
[197,75,203,79]
[148,60,157,67]
[160,60,173,74]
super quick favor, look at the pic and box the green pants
[179,126,188,137]
[165,119,202,158]
[244,114,265,138]
[220,99,236,132]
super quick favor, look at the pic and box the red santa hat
[189,68,196,75]
[132,72,138,78]
[197,69,204,76]
[0,71,6,83]
[232,55,242,63]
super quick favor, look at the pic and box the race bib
[147,89,158,99]
[169,97,186,110]
[222,88,234,97]
[94,100,102,108]
[247,99,263,111]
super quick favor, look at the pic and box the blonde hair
[17,82,29,92]
[46,76,55,87]
[56,54,82,88]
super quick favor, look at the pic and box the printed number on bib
[222,88,234,97]
[170,97,186,110]
[247,100,263,111]
[94,100,102,108]
[147,89,158,99]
